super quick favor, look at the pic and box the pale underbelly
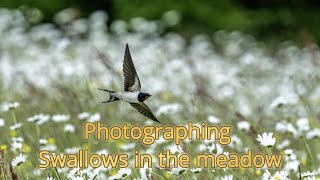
[115,92,140,103]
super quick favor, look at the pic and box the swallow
[98,44,160,123]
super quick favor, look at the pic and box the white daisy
[139,164,152,180]
[269,95,297,109]
[284,149,293,156]
[37,114,50,125]
[88,113,100,122]
[190,168,202,173]
[237,121,251,132]
[10,123,22,130]
[52,114,70,122]
[169,166,186,176]
[1,103,9,112]
[156,103,182,116]
[263,170,289,180]
[39,139,48,145]
[9,102,20,109]
[165,144,184,155]
[11,154,28,167]
[40,144,57,151]
[276,139,290,150]
[12,137,24,143]
[300,170,319,178]
[275,122,288,133]
[284,160,299,172]
[286,123,298,137]
[0,118,5,127]
[11,141,23,152]
[285,153,297,162]
[221,175,233,180]
[108,173,122,180]
[257,132,276,147]
[207,115,220,124]
[27,114,50,125]
[306,128,320,140]
[228,135,242,149]
[117,168,132,178]
[78,112,90,120]
[208,143,224,154]
[64,124,75,133]
[296,117,310,133]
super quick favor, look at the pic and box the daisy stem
[183,173,187,179]
[183,172,189,180]
[215,167,221,177]
[301,135,316,170]
[229,168,244,180]
[52,167,61,180]
[10,110,17,124]
[21,165,29,180]
[36,125,40,144]
[267,147,274,174]
[1,171,7,180]
[192,174,196,180]
[298,165,302,180]
[151,171,165,180]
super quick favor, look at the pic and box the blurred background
[1,1,320,179]
[1,0,320,45]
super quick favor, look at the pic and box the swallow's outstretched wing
[123,44,141,92]
[129,102,159,122]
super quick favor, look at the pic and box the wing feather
[130,102,159,123]
[123,44,141,92]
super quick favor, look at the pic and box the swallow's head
[138,92,152,102]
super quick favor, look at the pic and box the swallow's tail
[97,88,120,103]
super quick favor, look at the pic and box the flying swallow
[98,44,160,123]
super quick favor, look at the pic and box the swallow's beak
[144,94,152,101]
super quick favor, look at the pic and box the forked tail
[97,88,120,103]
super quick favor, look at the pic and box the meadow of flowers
[0,7,320,180]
